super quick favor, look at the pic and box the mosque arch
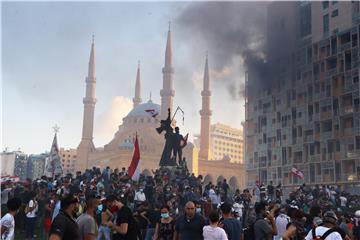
[203,174,214,185]
[216,175,225,184]
[229,176,239,190]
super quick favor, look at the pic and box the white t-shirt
[339,196,347,207]
[134,191,146,202]
[275,213,290,237]
[1,213,15,240]
[26,200,38,218]
[203,225,228,240]
[305,226,342,240]
[1,189,11,205]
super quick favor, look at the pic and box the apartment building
[59,148,77,175]
[245,1,360,190]
[210,123,244,163]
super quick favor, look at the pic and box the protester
[107,195,139,240]
[203,210,228,240]
[49,194,80,240]
[2,162,360,240]
[96,198,113,240]
[174,201,205,240]
[253,202,277,240]
[0,197,21,240]
[76,195,100,240]
[153,205,174,240]
[25,191,38,240]
[274,205,290,239]
[305,211,343,240]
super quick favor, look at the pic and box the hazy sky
[2,2,247,153]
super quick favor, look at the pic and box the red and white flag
[145,109,159,118]
[180,133,189,148]
[128,134,141,181]
[291,167,304,179]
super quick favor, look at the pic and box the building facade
[245,1,360,190]
[210,123,244,163]
[60,148,77,175]
[0,151,18,176]
[74,27,245,189]
[28,153,48,180]
[14,152,28,180]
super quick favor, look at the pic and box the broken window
[331,37,337,55]
[345,51,352,71]
[322,120,333,132]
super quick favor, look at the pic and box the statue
[172,127,183,164]
[157,108,175,166]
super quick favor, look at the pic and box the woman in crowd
[153,206,175,240]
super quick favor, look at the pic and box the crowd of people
[1,163,360,240]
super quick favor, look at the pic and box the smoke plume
[175,2,269,98]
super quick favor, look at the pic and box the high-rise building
[60,148,77,175]
[28,153,48,180]
[210,123,244,163]
[13,152,28,180]
[245,1,360,190]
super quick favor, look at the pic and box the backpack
[243,218,261,240]
[311,227,338,240]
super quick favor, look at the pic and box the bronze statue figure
[158,108,175,166]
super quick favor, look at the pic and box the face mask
[161,213,169,218]
[97,204,103,212]
[196,208,201,213]
[140,189,143,192]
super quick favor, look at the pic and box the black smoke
[175,1,270,98]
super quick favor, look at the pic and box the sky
[2,2,249,154]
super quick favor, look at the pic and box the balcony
[322,131,333,139]
[321,111,332,119]
[340,106,354,115]
[310,155,320,162]
[339,42,351,52]
[346,150,360,159]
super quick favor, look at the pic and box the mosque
[74,27,245,189]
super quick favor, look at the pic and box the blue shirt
[222,218,242,240]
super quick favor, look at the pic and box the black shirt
[175,214,205,240]
[49,210,80,240]
[113,206,139,240]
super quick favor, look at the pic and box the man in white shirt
[134,188,146,203]
[275,206,290,240]
[0,198,21,240]
[339,195,347,207]
[305,211,342,240]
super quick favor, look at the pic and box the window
[300,3,312,37]
[323,14,329,34]
[322,1,329,9]
[331,10,338,17]
[332,1,337,4]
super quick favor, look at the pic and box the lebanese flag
[145,109,159,118]
[128,134,141,181]
[180,133,189,148]
[291,167,304,179]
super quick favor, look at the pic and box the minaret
[77,37,97,171]
[160,23,175,119]
[199,53,212,161]
[133,61,142,108]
